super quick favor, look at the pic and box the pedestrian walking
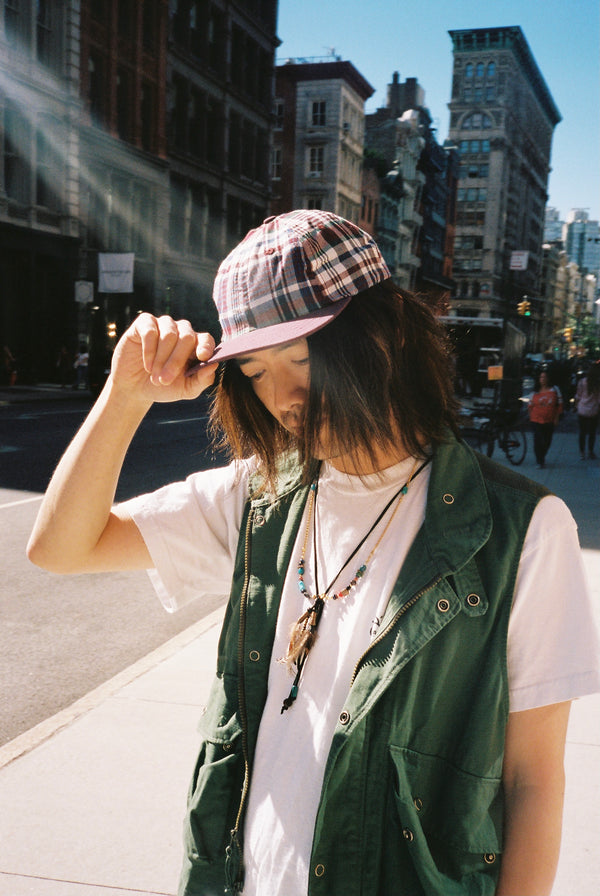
[575,361,600,460]
[73,345,89,390]
[28,211,599,896]
[528,369,562,468]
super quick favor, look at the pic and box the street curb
[0,605,225,771]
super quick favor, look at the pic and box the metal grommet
[249,650,260,662]
[437,598,450,613]
[339,710,351,725]
[413,797,423,811]
[254,514,265,527]
[222,743,232,751]
[483,853,496,865]
[442,493,455,505]
[467,593,481,607]
[314,863,325,877]
[402,828,414,842]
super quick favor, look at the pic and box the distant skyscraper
[563,209,600,276]
[544,207,564,244]
[448,27,561,320]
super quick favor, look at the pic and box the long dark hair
[586,362,600,396]
[210,281,460,489]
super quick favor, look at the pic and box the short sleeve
[120,459,252,612]
[508,495,600,712]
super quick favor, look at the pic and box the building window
[271,147,282,180]
[476,62,484,78]
[487,62,496,78]
[465,63,473,79]
[36,122,61,210]
[307,196,322,210]
[274,99,284,129]
[116,68,132,142]
[140,81,155,152]
[4,103,30,204]
[36,0,52,66]
[5,0,22,45]
[88,53,105,123]
[463,112,492,130]
[309,146,324,175]
[143,1,156,51]
[311,101,326,127]
[486,86,495,101]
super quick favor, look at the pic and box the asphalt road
[0,393,228,746]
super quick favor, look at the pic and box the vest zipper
[350,575,443,685]
[225,507,255,894]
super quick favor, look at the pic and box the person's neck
[327,442,414,476]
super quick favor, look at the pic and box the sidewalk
[0,424,598,895]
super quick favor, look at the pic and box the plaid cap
[210,210,390,362]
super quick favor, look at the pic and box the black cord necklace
[280,456,432,713]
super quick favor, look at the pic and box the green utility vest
[178,436,549,896]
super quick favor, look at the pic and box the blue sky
[276,0,600,221]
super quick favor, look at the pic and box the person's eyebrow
[237,342,306,367]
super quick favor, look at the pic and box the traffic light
[564,327,573,343]
[517,299,531,316]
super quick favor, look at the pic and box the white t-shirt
[124,455,599,896]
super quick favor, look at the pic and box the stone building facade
[0,1,279,383]
[270,59,374,223]
[448,26,561,338]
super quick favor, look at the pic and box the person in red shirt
[528,369,563,468]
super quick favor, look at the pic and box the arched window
[465,63,473,79]
[476,62,484,78]
[462,113,492,130]
[487,61,496,78]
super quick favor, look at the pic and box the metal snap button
[442,493,455,505]
[249,650,260,662]
[437,598,450,613]
[223,743,232,751]
[314,863,325,877]
[402,828,414,842]
[339,710,351,725]
[483,853,496,865]
[466,593,481,607]
[254,514,265,527]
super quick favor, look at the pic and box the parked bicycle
[460,401,527,466]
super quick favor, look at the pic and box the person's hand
[108,313,218,407]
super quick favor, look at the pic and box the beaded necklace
[280,456,431,713]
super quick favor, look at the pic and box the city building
[366,110,425,290]
[448,26,561,345]
[365,73,458,304]
[79,0,170,386]
[270,58,374,222]
[544,206,563,244]
[1,2,82,382]
[0,1,279,383]
[167,0,278,333]
[563,208,600,277]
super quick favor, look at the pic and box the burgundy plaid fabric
[210,210,390,362]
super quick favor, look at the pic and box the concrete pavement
[0,411,598,895]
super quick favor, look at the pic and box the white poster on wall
[98,253,135,293]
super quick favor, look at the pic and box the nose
[272,371,307,415]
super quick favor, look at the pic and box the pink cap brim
[208,296,352,363]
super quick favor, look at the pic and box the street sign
[510,250,529,271]
[75,280,94,304]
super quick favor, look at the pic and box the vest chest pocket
[388,745,503,892]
